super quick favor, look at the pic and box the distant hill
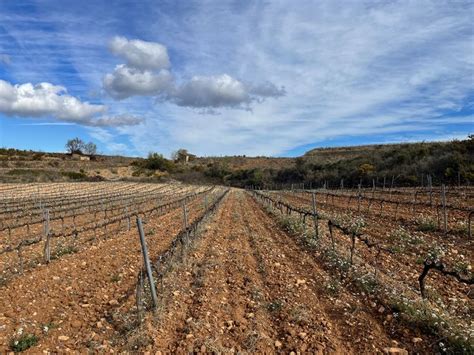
[182,138,473,188]
[1,136,472,187]
[298,139,473,187]
[0,148,139,183]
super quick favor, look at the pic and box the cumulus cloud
[0,79,142,127]
[170,74,285,108]
[103,64,173,99]
[114,1,473,157]
[0,80,105,119]
[109,36,170,70]
[104,37,285,107]
[171,74,248,108]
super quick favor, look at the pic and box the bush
[416,216,437,232]
[61,171,87,180]
[10,334,38,352]
[140,153,176,172]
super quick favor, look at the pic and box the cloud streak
[0,0,472,156]
[118,0,473,157]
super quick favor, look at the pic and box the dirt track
[127,190,402,353]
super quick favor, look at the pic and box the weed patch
[10,334,38,352]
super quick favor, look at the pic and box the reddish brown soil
[117,190,405,353]
[0,189,218,353]
[260,190,473,350]
[0,187,467,353]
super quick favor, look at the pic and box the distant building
[174,150,196,163]
[70,153,91,161]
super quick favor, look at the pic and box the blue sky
[0,0,472,157]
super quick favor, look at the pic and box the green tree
[358,163,375,176]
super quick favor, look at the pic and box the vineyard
[0,182,472,353]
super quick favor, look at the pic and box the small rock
[299,332,307,339]
[296,279,306,286]
[412,337,422,344]
[58,335,69,341]
[378,306,385,313]
[108,300,118,306]
[275,340,282,348]
[71,320,82,328]
[172,291,180,296]
[186,333,193,339]
[383,347,408,355]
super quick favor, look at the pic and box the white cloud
[109,36,170,70]
[0,80,105,120]
[170,74,285,108]
[0,79,143,127]
[103,64,173,99]
[2,1,472,156]
[104,37,285,107]
[118,0,473,157]
[171,74,248,108]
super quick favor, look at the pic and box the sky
[0,0,473,157]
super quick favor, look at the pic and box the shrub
[267,301,283,313]
[416,216,437,232]
[10,334,38,352]
[32,153,44,161]
[325,278,341,295]
[353,273,379,294]
[61,171,87,180]
[52,245,78,259]
[140,153,176,172]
